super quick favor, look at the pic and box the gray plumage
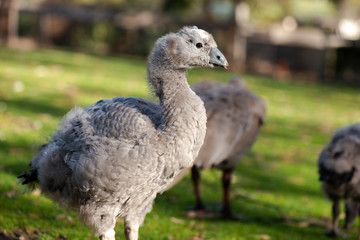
[169,76,266,217]
[318,122,360,238]
[192,76,265,170]
[18,26,228,240]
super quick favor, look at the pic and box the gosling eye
[196,42,203,48]
[333,151,344,159]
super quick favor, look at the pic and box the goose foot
[325,230,351,238]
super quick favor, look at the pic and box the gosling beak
[209,48,228,69]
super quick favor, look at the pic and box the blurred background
[1,0,360,84]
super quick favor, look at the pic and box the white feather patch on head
[194,29,209,41]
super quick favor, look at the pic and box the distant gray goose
[18,26,228,240]
[318,123,360,238]
[170,76,266,218]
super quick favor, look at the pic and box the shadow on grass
[235,155,323,199]
[1,96,69,118]
[262,117,326,139]
[1,47,146,73]
[0,141,36,175]
[154,191,330,240]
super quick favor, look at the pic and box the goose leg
[326,199,349,238]
[345,199,359,229]
[221,169,232,218]
[191,166,205,210]
[124,220,139,240]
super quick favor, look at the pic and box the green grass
[1,47,360,239]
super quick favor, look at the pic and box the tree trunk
[7,0,20,46]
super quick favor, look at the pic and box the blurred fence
[246,25,360,83]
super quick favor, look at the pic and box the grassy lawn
[0,47,359,240]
